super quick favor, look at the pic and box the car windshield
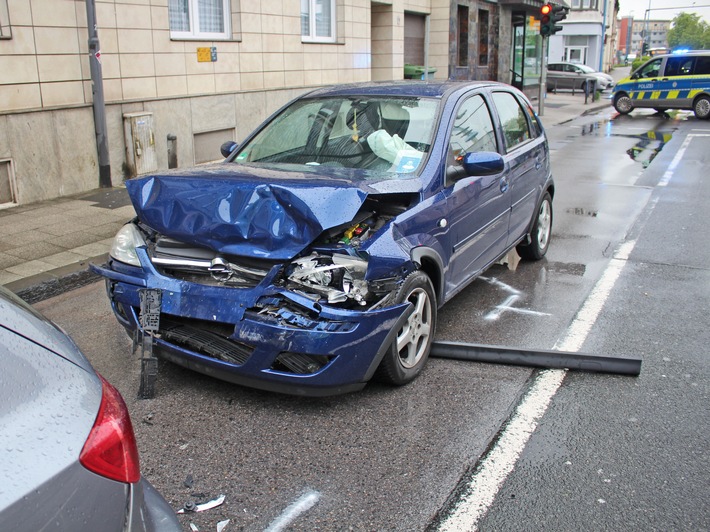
[577,65,595,73]
[232,96,439,176]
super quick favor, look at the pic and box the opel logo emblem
[208,257,234,281]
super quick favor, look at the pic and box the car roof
[654,51,710,59]
[302,80,502,99]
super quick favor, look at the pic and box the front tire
[614,93,634,114]
[517,192,553,261]
[693,95,710,119]
[376,271,436,386]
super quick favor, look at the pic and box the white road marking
[436,240,636,532]
[481,277,550,321]
[658,133,709,187]
[265,490,321,532]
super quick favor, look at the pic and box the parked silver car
[547,62,614,91]
[0,286,180,531]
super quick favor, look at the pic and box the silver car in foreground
[0,286,180,531]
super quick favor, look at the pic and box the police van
[612,51,710,118]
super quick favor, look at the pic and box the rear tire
[614,93,633,114]
[376,271,436,386]
[693,95,710,119]
[517,192,553,261]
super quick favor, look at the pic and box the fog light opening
[272,352,333,374]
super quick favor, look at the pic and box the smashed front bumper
[91,248,410,396]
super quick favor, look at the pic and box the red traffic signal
[540,4,553,36]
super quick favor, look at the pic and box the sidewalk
[1,81,618,303]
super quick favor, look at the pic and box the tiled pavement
[0,188,134,301]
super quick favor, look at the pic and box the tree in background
[667,13,710,50]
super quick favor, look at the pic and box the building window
[478,10,489,66]
[571,0,598,9]
[301,0,336,43]
[457,5,469,66]
[168,0,231,40]
[0,0,11,39]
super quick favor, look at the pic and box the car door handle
[500,176,509,193]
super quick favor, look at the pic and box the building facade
[630,18,670,56]
[0,0,547,207]
[548,0,618,72]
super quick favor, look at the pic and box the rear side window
[695,56,710,75]
[491,92,530,151]
[520,98,542,139]
[664,57,695,77]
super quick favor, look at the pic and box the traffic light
[550,5,569,34]
[540,4,569,37]
[540,4,552,37]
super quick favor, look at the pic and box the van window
[664,57,695,77]
[637,58,663,79]
[696,56,710,75]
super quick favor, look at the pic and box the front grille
[149,236,277,288]
[158,317,254,366]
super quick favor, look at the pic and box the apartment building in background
[1,0,550,206]
[629,18,670,55]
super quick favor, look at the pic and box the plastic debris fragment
[177,494,226,514]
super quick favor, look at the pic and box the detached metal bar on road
[431,341,641,376]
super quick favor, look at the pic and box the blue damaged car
[92,81,554,396]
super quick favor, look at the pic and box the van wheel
[375,271,436,386]
[614,93,633,114]
[693,96,710,119]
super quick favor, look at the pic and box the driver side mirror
[220,141,238,158]
[447,151,504,181]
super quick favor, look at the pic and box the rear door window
[695,56,710,75]
[664,57,695,77]
[491,91,531,151]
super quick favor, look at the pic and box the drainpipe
[424,14,430,78]
[85,0,111,188]
[599,0,609,71]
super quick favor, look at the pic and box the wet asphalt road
[36,108,709,531]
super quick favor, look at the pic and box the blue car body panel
[126,163,430,261]
[94,81,553,396]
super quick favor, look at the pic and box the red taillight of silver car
[79,374,140,484]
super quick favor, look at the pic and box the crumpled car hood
[127,164,415,260]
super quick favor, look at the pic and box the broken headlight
[110,223,146,267]
[287,253,369,305]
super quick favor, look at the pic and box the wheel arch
[411,247,444,307]
[523,183,555,240]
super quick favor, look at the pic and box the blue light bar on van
[673,49,690,54]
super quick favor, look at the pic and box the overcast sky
[617,0,710,22]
